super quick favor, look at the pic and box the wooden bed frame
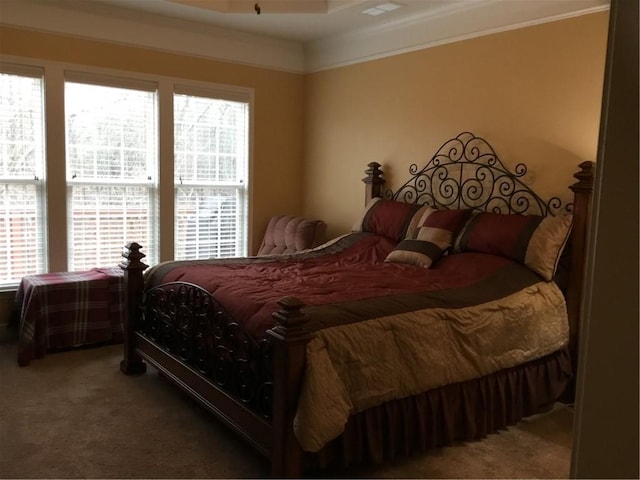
[120,132,594,477]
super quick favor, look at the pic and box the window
[0,59,252,286]
[174,91,248,260]
[65,78,159,270]
[0,68,47,287]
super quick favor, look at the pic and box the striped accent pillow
[454,212,573,280]
[385,208,471,268]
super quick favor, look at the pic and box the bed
[120,132,594,477]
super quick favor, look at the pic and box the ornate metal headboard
[387,132,570,216]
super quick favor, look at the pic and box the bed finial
[272,296,306,331]
[571,160,595,193]
[363,162,385,205]
[120,242,147,270]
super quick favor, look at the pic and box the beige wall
[0,26,306,257]
[303,12,610,239]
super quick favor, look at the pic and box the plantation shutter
[65,74,159,270]
[174,88,249,260]
[0,66,47,287]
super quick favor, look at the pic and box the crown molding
[0,0,306,73]
[0,0,609,74]
[304,0,610,72]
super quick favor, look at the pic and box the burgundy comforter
[145,232,544,339]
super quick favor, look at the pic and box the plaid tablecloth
[14,267,124,366]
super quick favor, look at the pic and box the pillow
[385,207,471,268]
[413,207,471,246]
[353,197,427,242]
[454,212,573,281]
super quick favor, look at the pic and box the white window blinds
[174,92,248,260]
[65,80,159,270]
[0,69,47,287]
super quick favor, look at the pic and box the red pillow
[354,198,424,242]
[420,208,470,239]
[456,212,539,260]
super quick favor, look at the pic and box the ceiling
[90,0,473,43]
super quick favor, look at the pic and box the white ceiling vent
[362,2,402,16]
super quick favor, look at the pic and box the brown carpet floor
[0,333,573,479]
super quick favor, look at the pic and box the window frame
[0,64,48,289]
[64,75,161,270]
[0,55,254,288]
[173,88,250,260]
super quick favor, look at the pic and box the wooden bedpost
[120,242,148,375]
[363,162,385,204]
[267,296,310,478]
[567,161,595,375]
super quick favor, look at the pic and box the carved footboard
[120,245,308,477]
[141,282,274,417]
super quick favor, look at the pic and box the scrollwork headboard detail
[387,131,571,216]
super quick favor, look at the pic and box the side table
[14,267,124,366]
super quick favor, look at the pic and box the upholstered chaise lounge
[257,215,327,256]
